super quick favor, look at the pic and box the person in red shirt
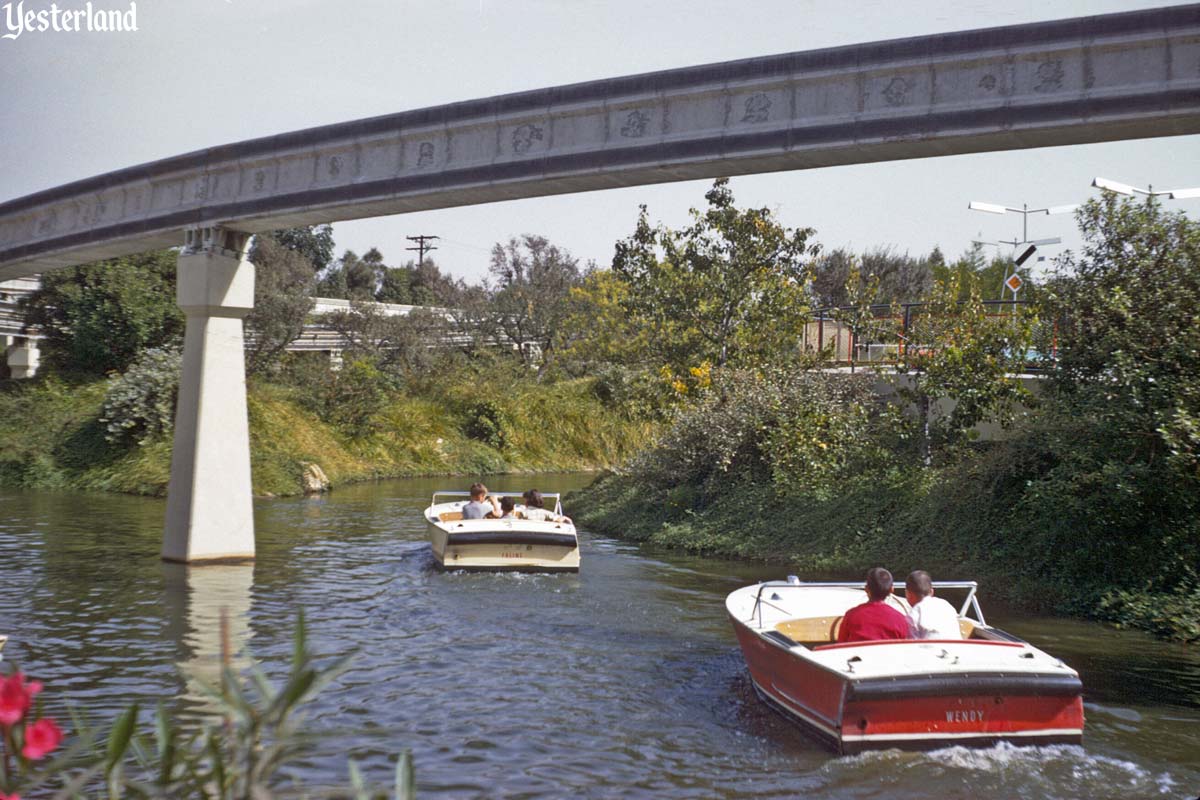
[837,567,910,643]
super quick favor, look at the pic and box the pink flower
[0,673,42,728]
[0,792,22,800]
[21,717,63,760]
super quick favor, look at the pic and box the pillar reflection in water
[162,563,254,717]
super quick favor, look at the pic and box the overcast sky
[1,0,1197,282]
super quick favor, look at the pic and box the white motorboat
[425,491,580,572]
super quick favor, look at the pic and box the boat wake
[828,741,1183,799]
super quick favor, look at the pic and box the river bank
[571,461,1200,644]
[0,374,657,497]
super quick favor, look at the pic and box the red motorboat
[727,579,1083,754]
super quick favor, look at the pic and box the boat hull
[730,614,1084,754]
[427,520,580,573]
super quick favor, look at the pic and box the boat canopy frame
[746,579,986,630]
[430,491,564,516]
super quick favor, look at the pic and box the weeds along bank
[0,371,657,497]
[574,365,1200,643]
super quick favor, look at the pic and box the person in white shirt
[904,570,963,639]
[520,489,571,523]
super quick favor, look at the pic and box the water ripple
[1,475,1198,798]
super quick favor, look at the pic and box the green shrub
[463,399,510,449]
[99,347,182,446]
[1095,586,1200,643]
[292,358,391,439]
[629,368,894,501]
[590,365,671,420]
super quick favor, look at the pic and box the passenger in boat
[498,496,517,519]
[836,567,910,643]
[520,489,571,524]
[462,482,501,519]
[904,570,962,639]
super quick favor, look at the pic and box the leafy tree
[864,245,935,304]
[829,260,886,370]
[561,268,653,368]
[445,283,500,356]
[809,247,856,307]
[996,194,1200,610]
[361,247,387,287]
[320,301,452,383]
[612,178,817,384]
[21,250,184,375]
[377,258,460,306]
[893,271,1034,465]
[485,235,585,369]
[315,262,349,298]
[411,258,460,305]
[811,246,937,307]
[377,263,414,305]
[316,249,376,300]
[932,242,986,297]
[934,243,1043,303]
[245,236,317,376]
[1047,196,1200,424]
[267,224,335,272]
[342,250,379,300]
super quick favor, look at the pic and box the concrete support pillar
[163,225,256,563]
[5,337,39,379]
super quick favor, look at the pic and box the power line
[405,234,440,265]
[437,236,494,255]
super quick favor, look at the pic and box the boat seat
[959,618,976,639]
[439,511,464,522]
[775,616,843,644]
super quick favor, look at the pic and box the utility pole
[406,235,439,266]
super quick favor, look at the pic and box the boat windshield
[748,580,986,629]
[430,491,564,515]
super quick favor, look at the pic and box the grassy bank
[0,375,657,497]
[574,448,1200,643]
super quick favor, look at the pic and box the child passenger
[499,496,517,518]
[905,570,963,639]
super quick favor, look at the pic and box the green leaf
[105,703,139,773]
[153,703,177,786]
[292,609,308,675]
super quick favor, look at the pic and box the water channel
[1,474,1198,799]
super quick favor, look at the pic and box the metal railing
[429,490,563,516]
[749,579,985,628]
[805,300,1052,370]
